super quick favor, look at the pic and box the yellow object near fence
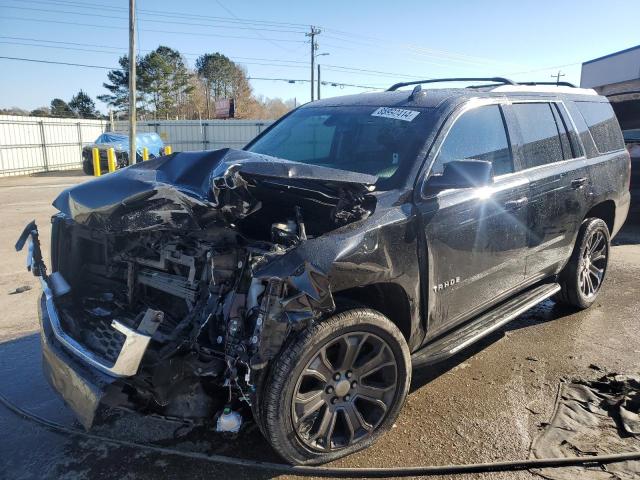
[91,147,101,177]
[107,148,117,173]
[164,145,172,155]
[142,147,149,161]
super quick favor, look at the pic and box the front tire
[556,218,610,309]
[260,308,411,465]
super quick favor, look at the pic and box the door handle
[571,177,588,189]
[504,197,528,210]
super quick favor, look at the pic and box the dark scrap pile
[531,374,640,479]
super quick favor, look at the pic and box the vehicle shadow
[0,333,281,479]
[29,169,85,178]
[612,222,640,245]
[410,298,573,392]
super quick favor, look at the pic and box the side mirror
[423,160,494,194]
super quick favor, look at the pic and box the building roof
[583,44,640,66]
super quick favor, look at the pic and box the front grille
[81,316,126,364]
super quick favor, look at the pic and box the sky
[1,0,639,113]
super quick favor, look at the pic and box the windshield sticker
[371,107,420,122]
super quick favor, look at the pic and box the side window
[512,103,565,168]
[551,104,573,160]
[432,105,513,176]
[555,102,585,158]
[575,101,625,154]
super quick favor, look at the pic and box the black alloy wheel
[556,217,610,309]
[292,331,398,451]
[578,228,608,298]
[260,308,411,465]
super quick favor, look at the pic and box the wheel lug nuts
[344,394,351,401]
[333,373,341,381]
[351,381,357,388]
[345,370,353,379]
[326,386,334,394]
[331,397,338,404]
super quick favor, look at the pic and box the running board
[412,283,561,367]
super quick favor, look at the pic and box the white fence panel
[0,115,108,176]
[0,116,273,177]
[114,119,272,152]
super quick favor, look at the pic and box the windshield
[246,105,432,189]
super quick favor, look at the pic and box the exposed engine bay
[31,148,378,422]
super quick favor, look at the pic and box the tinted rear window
[512,103,565,168]
[575,102,624,154]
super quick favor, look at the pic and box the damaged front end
[17,148,377,428]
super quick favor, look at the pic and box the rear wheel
[82,160,94,176]
[556,218,610,309]
[260,308,411,465]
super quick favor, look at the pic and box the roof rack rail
[518,81,577,88]
[387,77,517,91]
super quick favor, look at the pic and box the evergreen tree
[195,52,236,118]
[139,46,193,119]
[97,56,131,113]
[50,98,74,118]
[69,90,99,118]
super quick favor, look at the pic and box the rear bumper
[38,293,115,429]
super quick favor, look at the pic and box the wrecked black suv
[17,77,630,465]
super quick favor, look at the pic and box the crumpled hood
[53,148,377,232]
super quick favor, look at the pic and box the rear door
[572,101,629,235]
[509,101,590,278]
[416,101,530,337]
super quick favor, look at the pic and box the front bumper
[18,220,159,427]
[38,292,115,429]
[38,275,156,378]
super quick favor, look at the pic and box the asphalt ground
[0,170,638,479]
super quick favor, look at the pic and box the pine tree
[69,90,99,119]
[50,98,74,118]
[97,56,131,113]
[139,46,193,119]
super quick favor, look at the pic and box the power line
[1,16,308,43]
[0,56,380,90]
[0,40,311,69]
[321,81,382,90]
[0,36,310,65]
[0,5,309,35]
[2,0,522,70]
[322,64,427,80]
[213,0,301,54]
[0,36,584,87]
[3,0,311,29]
[0,55,115,69]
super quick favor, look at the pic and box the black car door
[509,102,590,278]
[416,102,529,339]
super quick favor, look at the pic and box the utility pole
[128,0,136,163]
[306,26,321,102]
[317,64,321,100]
[551,70,565,85]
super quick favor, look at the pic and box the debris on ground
[8,285,31,295]
[531,374,640,479]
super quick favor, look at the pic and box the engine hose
[1,391,639,478]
